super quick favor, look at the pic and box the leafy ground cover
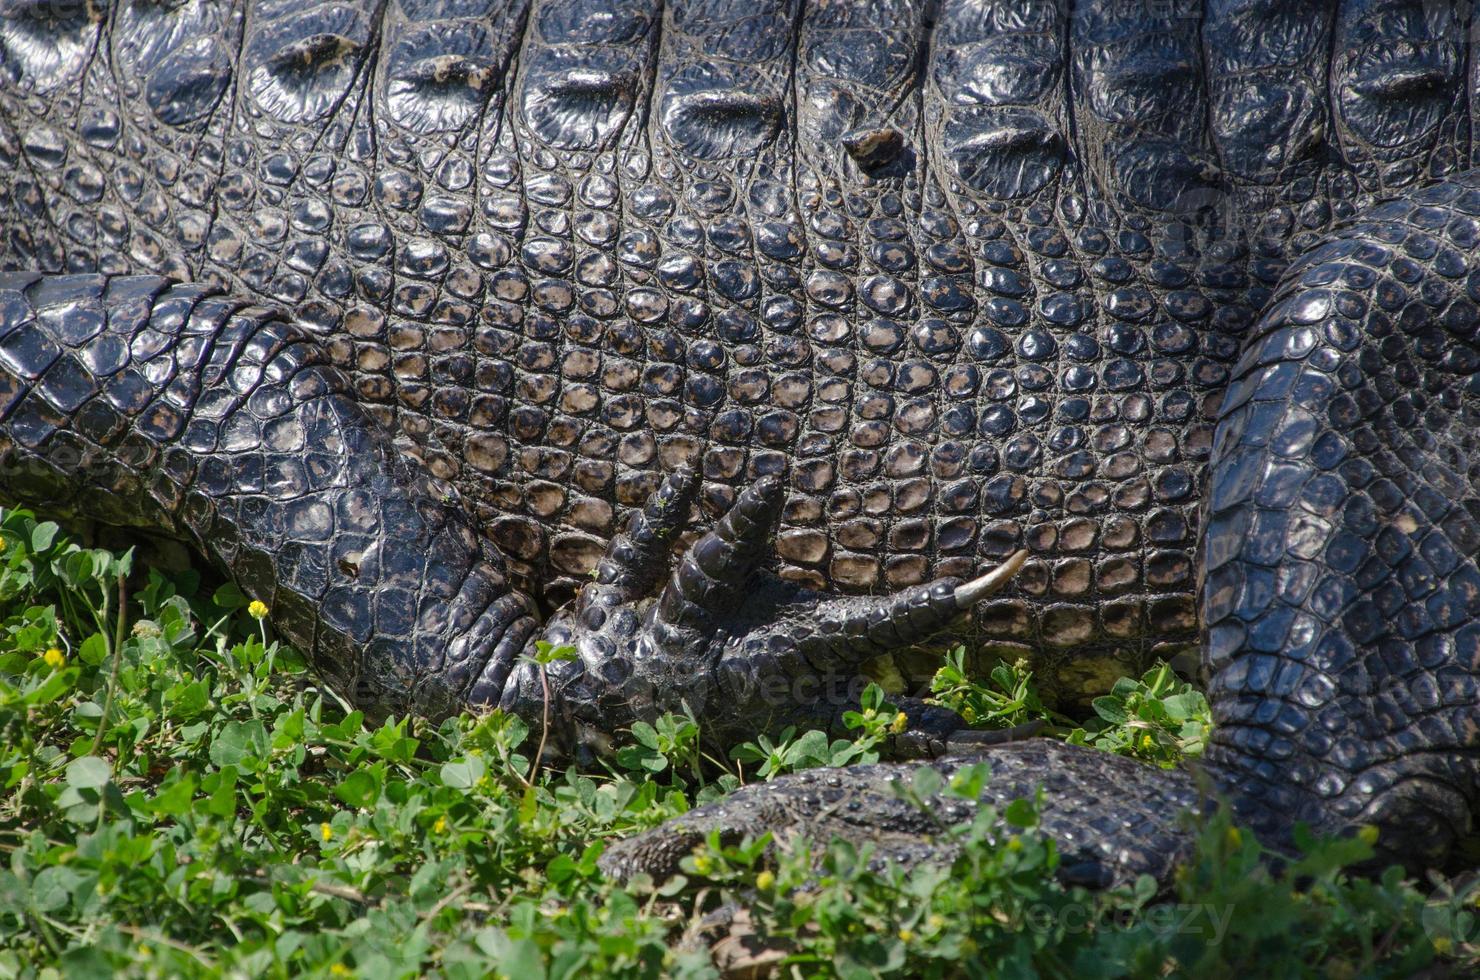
[0,507,1476,978]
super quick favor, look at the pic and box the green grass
[0,507,1475,978]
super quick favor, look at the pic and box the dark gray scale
[0,0,236,282]
[1329,0,1469,195]
[497,0,662,602]
[1207,0,1470,274]
[201,0,503,486]
[383,17,500,135]
[0,0,106,97]
[926,0,1102,681]
[1202,0,1341,268]
[1070,0,1220,218]
[94,2,245,284]
[906,0,1000,623]
[637,0,796,541]
[0,104,65,273]
[0,0,100,274]
[1203,0,1332,190]
[788,0,932,597]
[928,0,1070,203]
[243,2,370,123]
[354,0,528,492]
[202,0,381,365]
[1200,180,1480,868]
[1058,1,1225,677]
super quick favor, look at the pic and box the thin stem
[113,573,127,670]
[525,662,551,789]
[92,573,128,833]
[92,574,127,748]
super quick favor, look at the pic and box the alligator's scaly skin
[2,0,1479,886]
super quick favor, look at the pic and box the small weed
[927,647,1062,728]
[729,683,896,780]
[1064,663,1211,766]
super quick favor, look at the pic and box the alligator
[2,0,1479,890]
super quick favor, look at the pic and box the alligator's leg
[0,272,542,721]
[0,272,1019,749]
[602,175,1480,887]
[1198,178,1480,870]
[500,470,1028,754]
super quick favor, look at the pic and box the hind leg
[1200,179,1480,869]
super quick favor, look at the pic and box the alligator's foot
[598,740,1203,891]
[499,468,1027,756]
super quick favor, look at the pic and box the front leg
[504,468,1026,755]
[0,273,1025,752]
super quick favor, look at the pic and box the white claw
[954,549,1029,609]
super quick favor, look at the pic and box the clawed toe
[655,475,785,632]
[528,471,1031,752]
[954,550,1030,607]
[761,549,1030,674]
[582,467,699,609]
[586,472,1027,667]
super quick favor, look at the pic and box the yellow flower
[1140,734,1154,750]
[755,870,775,891]
[248,600,269,620]
[961,707,977,724]
[1006,837,1023,852]
[890,711,908,735]
[330,964,352,977]
[1357,825,1379,846]
[692,854,713,875]
[897,928,915,943]
[433,816,447,834]
[1433,936,1453,956]
[0,537,8,552]
[320,822,333,842]
[42,647,65,670]
[928,914,945,932]
[1225,827,1242,849]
